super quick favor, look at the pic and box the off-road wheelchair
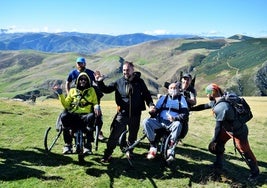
[118,126,185,166]
[44,113,100,163]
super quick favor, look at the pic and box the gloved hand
[54,88,63,95]
[53,85,63,95]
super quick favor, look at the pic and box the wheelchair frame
[44,114,100,163]
[118,128,174,165]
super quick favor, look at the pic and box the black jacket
[97,72,154,116]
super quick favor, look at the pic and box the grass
[0,97,267,188]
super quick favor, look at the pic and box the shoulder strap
[159,94,182,112]
[80,89,94,106]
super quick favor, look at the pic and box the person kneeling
[53,72,101,155]
[143,83,189,162]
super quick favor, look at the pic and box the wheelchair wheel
[44,126,62,152]
[94,125,99,151]
[163,134,172,160]
[74,130,85,163]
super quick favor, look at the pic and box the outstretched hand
[94,70,106,81]
[52,84,63,95]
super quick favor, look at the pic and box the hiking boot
[210,161,223,170]
[100,155,112,163]
[98,131,105,141]
[62,144,72,154]
[248,169,260,182]
[147,147,157,160]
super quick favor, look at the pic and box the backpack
[221,92,253,124]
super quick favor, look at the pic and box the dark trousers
[61,111,95,145]
[104,112,141,157]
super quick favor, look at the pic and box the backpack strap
[70,89,94,113]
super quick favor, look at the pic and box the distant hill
[0,34,266,100]
[0,32,202,54]
[228,34,254,40]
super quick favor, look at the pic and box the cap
[76,57,86,64]
[205,83,221,94]
[182,73,192,79]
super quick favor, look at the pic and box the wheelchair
[44,113,100,163]
[118,128,175,165]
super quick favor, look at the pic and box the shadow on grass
[0,147,72,181]
[85,142,267,188]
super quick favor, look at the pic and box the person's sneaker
[83,147,93,155]
[166,155,175,163]
[62,145,72,154]
[166,148,175,163]
[248,169,260,182]
[147,147,157,160]
[98,131,105,141]
[100,155,112,163]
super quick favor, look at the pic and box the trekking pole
[233,136,250,166]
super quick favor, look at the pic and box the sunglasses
[77,62,85,66]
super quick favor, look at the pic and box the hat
[182,73,192,79]
[76,57,86,64]
[205,83,221,94]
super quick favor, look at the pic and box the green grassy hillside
[0,37,267,99]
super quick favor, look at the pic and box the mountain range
[0,32,266,100]
[0,32,205,54]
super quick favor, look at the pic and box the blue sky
[1,0,266,37]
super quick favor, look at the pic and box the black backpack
[220,92,253,124]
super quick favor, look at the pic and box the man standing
[95,61,155,162]
[180,73,197,110]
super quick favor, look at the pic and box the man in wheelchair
[53,72,101,155]
[143,82,189,162]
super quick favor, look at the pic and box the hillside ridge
[0,36,266,100]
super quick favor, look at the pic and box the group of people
[53,57,259,181]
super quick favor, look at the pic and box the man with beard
[95,61,155,162]
[143,82,189,163]
[190,83,259,182]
